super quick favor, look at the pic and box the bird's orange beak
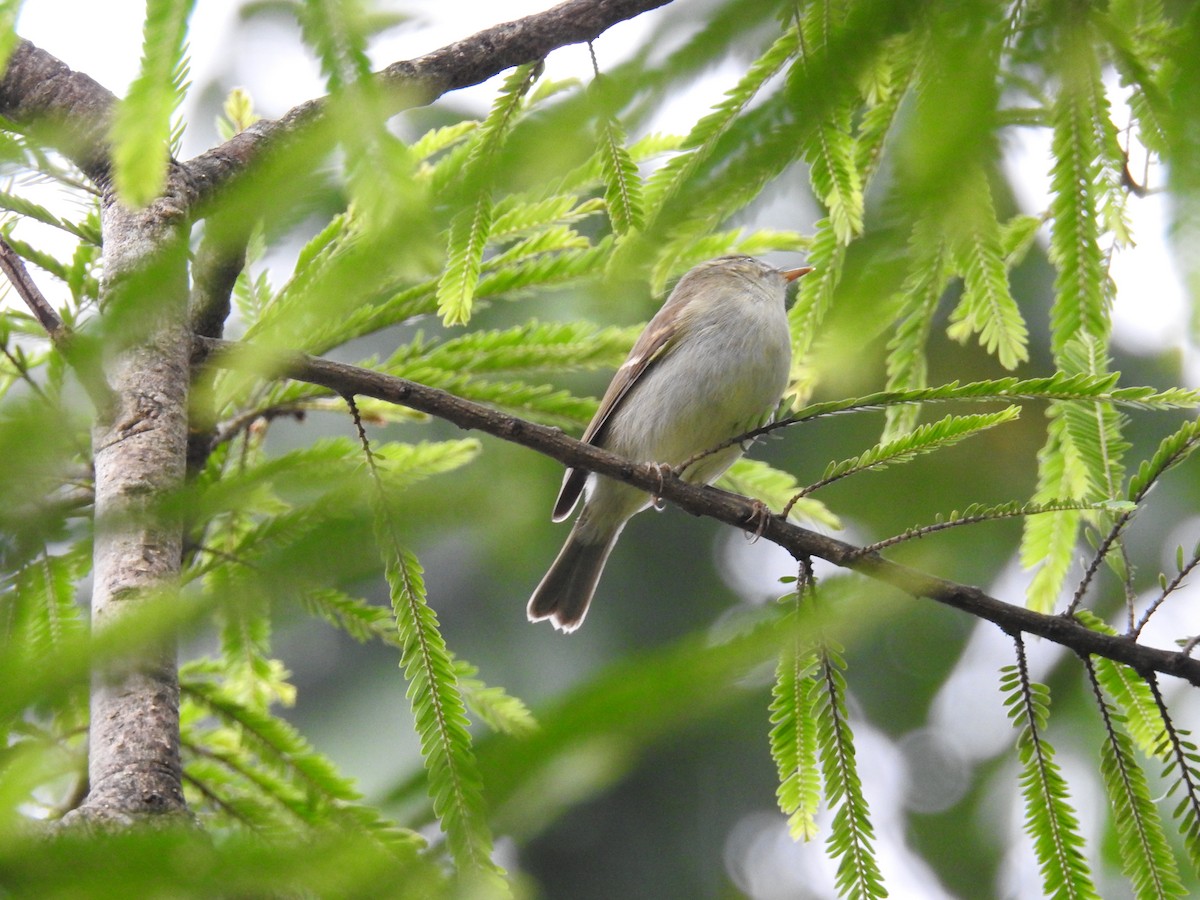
[782,266,814,282]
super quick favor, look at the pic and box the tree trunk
[65,194,191,824]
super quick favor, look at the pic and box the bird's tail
[527,525,619,633]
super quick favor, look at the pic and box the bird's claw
[744,499,771,543]
[650,462,674,511]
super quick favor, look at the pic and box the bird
[527,255,812,632]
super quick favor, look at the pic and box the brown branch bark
[195,335,1200,689]
[182,0,675,211]
[0,0,673,211]
[0,40,116,182]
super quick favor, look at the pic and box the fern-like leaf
[804,408,1019,497]
[435,62,541,326]
[882,218,952,439]
[1084,657,1186,900]
[437,196,494,326]
[454,659,537,738]
[1127,418,1200,504]
[299,588,393,644]
[788,374,1198,425]
[386,322,638,378]
[640,27,798,227]
[816,643,886,899]
[110,0,194,206]
[1002,644,1100,900]
[787,219,846,404]
[862,499,1129,555]
[0,190,100,243]
[1021,415,1089,613]
[1057,335,1129,501]
[594,103,643,235]
[383,541,501,882]
[946,166,1030,369]
[1047,18,1110,355]
[769,603,822,841]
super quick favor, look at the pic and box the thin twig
[0,236,64,336]
[0,236,114,412]
[1133,548,1200,639]
[1066,509,1134,616]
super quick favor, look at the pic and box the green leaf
[1127,418,1200,504]
[789,374,1199,423]
[298,0,373,90]
[182,672,406,839]
[788,219,847,400]
[9,547,89,659]
[808,408,1020,496]
[1021,417,1087,613]
[435,62,543,325]
[299,588,394,643]
[381,536,502,883]
[1047,16,1111,356]
[1085,657,1186,900]
[816,644,887,899]
[769,603,821,841]
[946,167,1030,369]
[1056,335,1128,502]
[454,659,537,738]
[386,322,638,378]
[594,107,643,235]
[796,18,863,244]
[111,0,195,206]
[0,190,100,243]
[437,195,494,326]
[882,218,953,439]
[1002,649,1100,900]
[1100,723,1187,900]
[640,26,798,227]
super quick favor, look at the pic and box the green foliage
[721,458,841,529]
[817,642,886,900]
[1085,657,1186,900]
[946,169,1030,370]
[436,63,543,325]
[769,600,822,841]
[638,25,798,235]
[4,0,1200,897]
[110,0,195,206]
[381,539,502,883]
[804,408,1020,496]
[1002,648,1100,900]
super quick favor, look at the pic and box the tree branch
[196,335,1200,688]
[0,0,673,211]
[0,236,115,413]
[181,0,674,210]
[0,40,116,182]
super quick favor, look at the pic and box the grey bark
[64,195,192,823]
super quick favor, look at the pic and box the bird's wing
[551,308,682,522]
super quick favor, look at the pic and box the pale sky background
[13,4,1196,898]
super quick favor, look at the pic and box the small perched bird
[527,255,812,632]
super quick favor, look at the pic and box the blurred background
[14,1,1200,897]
